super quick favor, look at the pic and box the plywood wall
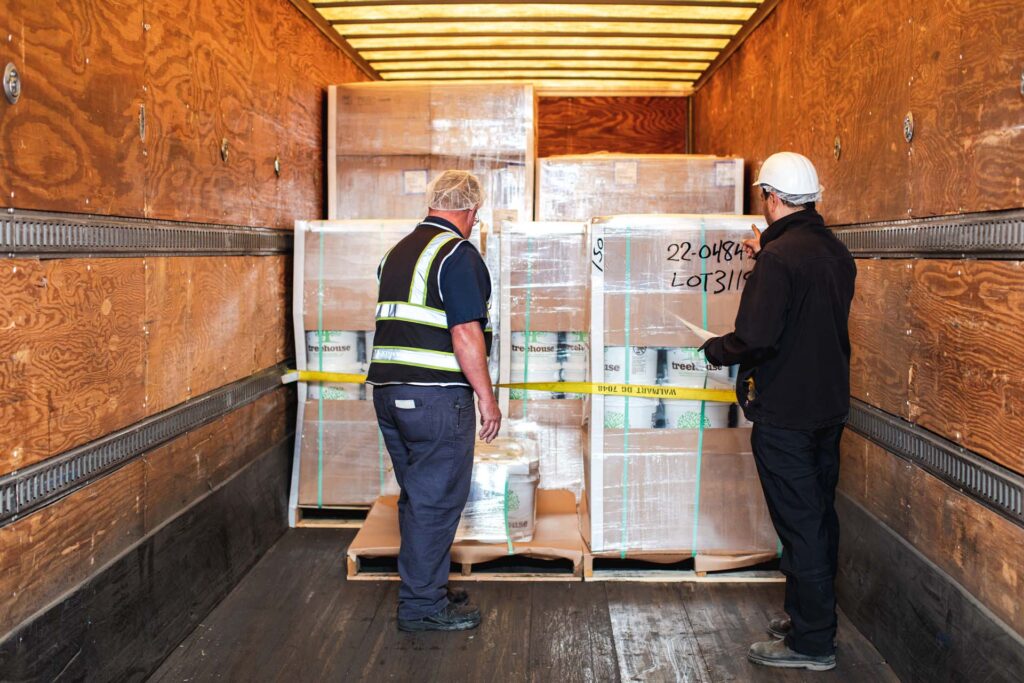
[0,0,371,229]
[0,387,292,637]
[538,96,688,157]
[692,0,1024,222]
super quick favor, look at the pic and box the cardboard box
[584,213,778,561]
[537,154,744,221]
[298,399,399,507]
[347,489,585,577]
[509,400,585,497]
[328,82,536,229]
[581,427,777,554]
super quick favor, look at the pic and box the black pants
[751,421,843,657]
[373,384,476,620]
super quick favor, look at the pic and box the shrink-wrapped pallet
[536,153,744,221]
[457,437,540,544]
[327,83,535,230]
[498,222,589,496]
[291,221,415,509]
[583,214,779,569]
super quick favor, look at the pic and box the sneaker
[397,603,481,632]
[747,639,836,671]
[768,615,791,639]
[447,586,470,606]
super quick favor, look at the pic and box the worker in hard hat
[367,170,501,633]
[701,152,856,672]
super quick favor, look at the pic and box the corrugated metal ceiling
[302,0,772,94]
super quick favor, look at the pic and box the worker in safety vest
[701,152,856,672]
[366,170,500,633]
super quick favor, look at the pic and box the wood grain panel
[0,261,46,472]
[839,430,1024,637]
[189,257,258,397]
[141,0,202,222]
[253,255,292,371]
[538,96,687,157]
[848,259,914,418]
[693,0,1023,222]
[906,259,1024,475]
[0,459,145,636]
[0,0,145,215]
[0,259,147,475]
[0,388,292,638]
[144,257,193,414]
[851,258,1024,476]
[142,388,291,532]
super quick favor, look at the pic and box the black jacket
[702,209,856,430]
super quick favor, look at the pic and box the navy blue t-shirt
[439,240,491,329]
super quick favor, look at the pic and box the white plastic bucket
[604,346,657,385]
[604,396,658,429]
[305,330,360,372]
[665,347,730,388]
[664,400,730,429]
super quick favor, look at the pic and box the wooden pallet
[295,505,370,529]
[584,552,785,583]
[347,551,583,582]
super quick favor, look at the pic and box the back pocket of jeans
[392,400,440,443]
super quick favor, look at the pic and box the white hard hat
[752,152,822,196]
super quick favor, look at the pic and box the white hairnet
[427,170,485,211]
[759,184,822,206]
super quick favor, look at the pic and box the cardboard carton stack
[293,220,411,508]
[328,83,535,229]
[583,214,779,571]
[498,222,590,497]
[537,154,744,222]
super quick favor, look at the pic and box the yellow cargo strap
[282,370,736,404]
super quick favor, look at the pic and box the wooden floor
[150,529,898,682]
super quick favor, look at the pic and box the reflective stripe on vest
[375,301,448,329]
[409,232,461,305]
[371,346,461,372]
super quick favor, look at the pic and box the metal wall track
[834,208,1024,259]
[0,364,291,526]
[848,399,1024,529]
[1,209,292,258]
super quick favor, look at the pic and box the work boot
[397,603,481,632]
[447,586,470,606]
[767,615,791,639]
[747,639,836,671]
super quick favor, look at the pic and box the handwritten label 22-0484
[667,238,752,293]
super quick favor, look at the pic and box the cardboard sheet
[347,489,584,570]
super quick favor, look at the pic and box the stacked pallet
[584,214,778,573]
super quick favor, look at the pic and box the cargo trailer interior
[0,0,1021,681]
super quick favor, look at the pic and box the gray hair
[759,184,821,206]
[427,170,485,211]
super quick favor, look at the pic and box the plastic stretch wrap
[328,83,535,231]
[585,214,779,559]
[458,437,540,543]
[537,154,744,221]
[298,398,399,507]
[499,222,589,496]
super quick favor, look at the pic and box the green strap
[522,236,534,414]
[776,537,784,558]
[691,218,709,557]
[620,228,632,559]
[316,233,326,509]
[503,475,514,554]
[378,426,386,494]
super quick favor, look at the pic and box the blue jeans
[372,384,475,620]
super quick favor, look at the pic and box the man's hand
[451,320,501,442]
[477,397,501,443]
[742,224,763,260]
